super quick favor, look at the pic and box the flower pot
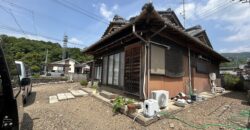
[127,103,136,113]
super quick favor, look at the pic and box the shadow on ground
[21,113,33,130]
[24,92,36,107]
[222,91,247,101]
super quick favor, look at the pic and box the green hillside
[220,52,250,67]
[0,35,92,72]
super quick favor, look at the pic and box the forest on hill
[0,35,92,72]
[220,52,250,67]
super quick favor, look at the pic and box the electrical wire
[0,24,87,47]
[198,1,235,19]
[0,5,27,36]
[53,0,109,25]
[0,0,95,32]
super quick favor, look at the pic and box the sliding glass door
[108,55,114,85]
[102,52,124,88]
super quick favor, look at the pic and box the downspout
[132,24,147,99]
[132,24,170,99]
[188,47,193,95]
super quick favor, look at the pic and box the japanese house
[84,3,228,99]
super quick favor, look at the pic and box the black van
[0,42,25,129]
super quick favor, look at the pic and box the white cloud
[69,37,81,44]
[175,0,250,42]
[99,3,118,21]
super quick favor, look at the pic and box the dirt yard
[22,83,249,130]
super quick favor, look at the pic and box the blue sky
[0,0,249,53]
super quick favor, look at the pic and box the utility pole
[62,34,68,60]
[44,49,48,73]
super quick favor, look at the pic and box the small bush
[112,96,135,113]
[113,96,126,112]
[80,80,88,86]
[223,73,243,91]
[32,73,40,78]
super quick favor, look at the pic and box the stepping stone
[57,93,67,101]
[64,93,75,99]
[49,95,58,104]
[100,91,117,99]
[70,90,88,97]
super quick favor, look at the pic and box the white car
[46,70,64,77]
[15,61,32,104]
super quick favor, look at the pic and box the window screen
[150,44,166,75]
[197,61,210,74]
[166,45,184,77]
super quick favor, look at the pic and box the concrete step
[100,90,117,99]
[70,90,88,97]
[57,93,67,101]
[49,95,58,104]
[64,93,75,99]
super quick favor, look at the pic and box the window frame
[150,43,167,76]
[101,51,124,88]
[150,42,185,77]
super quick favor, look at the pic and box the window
[102,52,124,87]
[165,45,184,77]
[113,53,120,85]
[16,64,21,75]
[108,55,114,84]
[197,61,210,74]
[102,56,108,84]
[119,52,125,87]
[151,44,166,75]
[1,44,20,89]
[150,43,184,77]
[95,66,102,80]
[0,75,2,95]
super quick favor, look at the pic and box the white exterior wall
[51,59,76,73]
[68,60,75,73]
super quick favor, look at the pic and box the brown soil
[22,83,250,130]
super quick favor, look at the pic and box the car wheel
[28,84,32,95]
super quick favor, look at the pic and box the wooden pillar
[91,61,95,85]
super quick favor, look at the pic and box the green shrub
[223,73,243,91]
[113,96,126,112]
[32,73,40,78]
[80,80,88,86]
[31,65,40,73]
[112,96,135,113]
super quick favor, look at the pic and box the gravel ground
[22,83,250,130]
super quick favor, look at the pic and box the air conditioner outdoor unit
[151,90,169,108]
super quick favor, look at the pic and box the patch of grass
[80,80,88,86]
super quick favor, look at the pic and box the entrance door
[124,43,141,96]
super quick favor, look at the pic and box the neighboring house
[49,58,79,74]
[75,63,90,74]
[219,67,238,75]
[84,3,228,99]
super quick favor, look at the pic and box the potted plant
[126,98,136,113]
[112,96,126,113]
[92,81,99,94]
